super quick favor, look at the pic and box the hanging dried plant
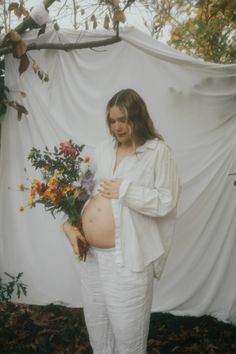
[8,100,28,120]
[104,14,110,30]
[19,53,30,75]
[90,14,97,29]
[113,8,126,28]
[8,1,29,19]
[32,60,49,82]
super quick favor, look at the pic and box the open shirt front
[91,137,181,278]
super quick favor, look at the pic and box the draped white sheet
[1,27,236,324]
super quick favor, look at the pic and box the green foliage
[151,0,236,63]
[0,272,27,302]
[0,58,8,118]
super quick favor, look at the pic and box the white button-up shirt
[92,137,181,278]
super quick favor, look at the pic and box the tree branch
[0,36,122,55]
[14,0,57,35]
[0,0,122,55]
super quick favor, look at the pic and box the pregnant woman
[63,88,181,354]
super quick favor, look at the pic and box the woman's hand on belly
[63,221,87,256]
[98,178,122,199]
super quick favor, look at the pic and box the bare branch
[12,0,57,35]
[0,35,122,55]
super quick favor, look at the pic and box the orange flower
[19,206,25,213]
[37,183,47,195]
[84,156,91,163]
[19,184,26,192]
[30,187,37,199]
[42,189,51,199]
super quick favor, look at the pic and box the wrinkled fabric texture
[79,247,154,354]
[91,138,180,277]
[0,26,236,324]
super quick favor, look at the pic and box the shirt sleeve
[119,143,181,217]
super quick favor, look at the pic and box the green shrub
[0,272,27,302]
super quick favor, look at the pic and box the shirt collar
[111,137,159,153]
[135,139,159,153]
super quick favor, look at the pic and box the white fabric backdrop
[1,26,236,324]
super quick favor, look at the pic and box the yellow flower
[63,186,74,193]
[32,178,40,186]
[50,193,58,203]
[27,197,33,208]
[42,189,57,202]
[48,176,58,188]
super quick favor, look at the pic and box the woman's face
[108,106,133,146]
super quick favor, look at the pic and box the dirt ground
[0,303,235,354]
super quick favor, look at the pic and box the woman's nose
[114,121,121,130]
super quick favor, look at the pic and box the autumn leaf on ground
[0,304,236,354]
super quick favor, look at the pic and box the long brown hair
[106,89,163,146]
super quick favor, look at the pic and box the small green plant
[229,173,236,186]
[0,81,9,116]
[0,272,27,302]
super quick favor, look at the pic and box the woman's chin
[116,135,132,145]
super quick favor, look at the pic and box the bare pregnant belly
[82,194,115,248]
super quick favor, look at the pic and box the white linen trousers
[79,246,154,354]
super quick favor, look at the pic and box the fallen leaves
[0,303,236,354]
[147,313,236,354]
[0,303,92,354]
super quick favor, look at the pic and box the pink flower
[59,141,76,156]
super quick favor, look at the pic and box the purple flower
[79,173,95,198]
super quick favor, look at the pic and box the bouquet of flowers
[19,140,94,261]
